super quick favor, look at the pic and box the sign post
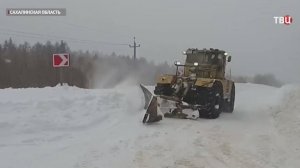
[53,53,70,85]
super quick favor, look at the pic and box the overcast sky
[1,0,299,83]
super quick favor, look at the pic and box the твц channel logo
[273,15,293,25]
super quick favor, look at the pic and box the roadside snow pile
[0,86,123,134]
[272,85,300,167]
[0,83,299,168]
[275,84,300,125]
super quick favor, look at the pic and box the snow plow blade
[140,84,162,123]
[142,96,163,123]
[140,84,200,123]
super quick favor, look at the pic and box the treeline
[0,38,283,89]
[0,38,87,88]
[0,38,174,88]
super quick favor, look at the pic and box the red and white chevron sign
[53,53,70,67]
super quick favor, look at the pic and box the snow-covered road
[0,83,299,168]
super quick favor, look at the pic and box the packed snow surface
[0,83,300,168]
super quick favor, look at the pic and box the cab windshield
[185,53,222,65]
[186,53,211,64]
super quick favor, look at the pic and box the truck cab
[183,48,231,79]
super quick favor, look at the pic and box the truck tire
[199,82,223,119]
[224,83,235,113]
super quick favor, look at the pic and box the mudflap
[140,84,163,123]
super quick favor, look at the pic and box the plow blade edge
[140,84,163,123]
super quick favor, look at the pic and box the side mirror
[174,61,181,66]
[227,56,232,62]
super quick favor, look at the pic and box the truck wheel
[224,84,235,113]
[199,82,223,119]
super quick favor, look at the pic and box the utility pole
[129,37,140,61]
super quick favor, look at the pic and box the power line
[0,26,129,46]
[42,17,102,33]
[0,32,127,49]
[1,10,130,46]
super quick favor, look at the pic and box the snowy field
[0,83,299,168]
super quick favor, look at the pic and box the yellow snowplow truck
[140,48,235,123]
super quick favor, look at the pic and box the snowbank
[0,83,299,168]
